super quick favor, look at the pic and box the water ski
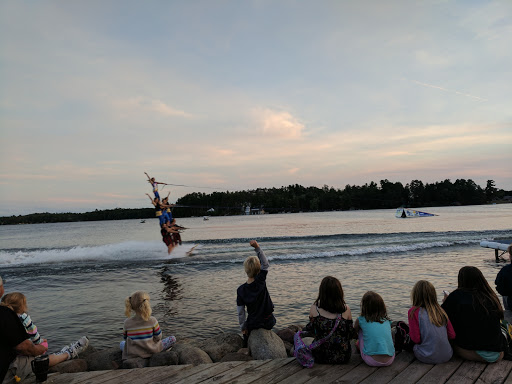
[186,244,199,256]
[170,244,200,258]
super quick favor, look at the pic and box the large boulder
[247,329,287,360]
[49,359,87,374]
[122,358,148,369]
[173,344,213,366]
[199,333,243,362]
[85,347,123,371]
[149,350,179,367]
[275,328,295,344]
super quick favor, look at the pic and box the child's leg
[120,341,125,351]
[49,353,68,367]
[162,336,176,350]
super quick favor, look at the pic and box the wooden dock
[34,352,512,384]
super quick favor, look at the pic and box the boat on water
[203,216,209,221]
[140,219,146,223]
[395,207,436,218]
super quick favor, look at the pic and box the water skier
[145,194,173,228]
[144,172,167,200]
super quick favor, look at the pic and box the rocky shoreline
[48,325,302,375]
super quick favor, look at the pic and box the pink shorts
[358,330,394,367]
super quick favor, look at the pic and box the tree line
[1,179,509,225]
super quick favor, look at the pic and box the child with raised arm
[1,292,89,366]
[354,291,395,367]
[145,172,166,200]
[121,291,176,360]
[146,194,172,228]
[236,240,276,346]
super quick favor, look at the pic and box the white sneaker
[61,336,89,359]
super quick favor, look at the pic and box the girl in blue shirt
[354,291,395,366]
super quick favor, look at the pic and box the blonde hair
[410,280,449,327]
[244,256,261,278]
[125,291,152,321]
[1,292,27,314]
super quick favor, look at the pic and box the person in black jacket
[442,266,505,363]
[496,245,512,315]
[236,241,276,346]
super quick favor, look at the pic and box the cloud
[257,109,305,139]
[113,97,192,118]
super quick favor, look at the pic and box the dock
[32,352,512,384]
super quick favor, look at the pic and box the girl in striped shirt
[121,291,176,360]
[1,292,89,366]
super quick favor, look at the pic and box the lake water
[0,205,511,352]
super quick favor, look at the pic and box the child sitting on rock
[236,240,276,346]
[121,291,176,360]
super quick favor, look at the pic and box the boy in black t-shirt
[236,240,276,346]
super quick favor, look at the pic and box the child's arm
[153,319,163,342]
[250,240,269,271]
[19,313,42,345]
[407,307,421,344]
[446,319,456,340]
[353,317,360,333]
[237,305,246,332]
[236,291,247,332]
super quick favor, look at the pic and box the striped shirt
[122,315,163,359]
[19,313,42,345]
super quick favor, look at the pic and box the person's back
[354,291,394,367]
[495,245,512,314]
[442,289,503,351]
[303,276,354,365]
[122,291,176,360]
[123,314,163,359]
[236,241,276,340]
[442,266,505,363]
[411,307,453,364]
[305,305,354,364]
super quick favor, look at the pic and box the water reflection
[155,266,183,320]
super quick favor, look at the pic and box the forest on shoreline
[1,179,510,225]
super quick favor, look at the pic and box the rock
[276,328,295,344]
[122,358,149,369]
[219,352,254,362]
[49,359,87,373]
[199,332,243,362]
[247,329,287,360]
[149,350,179,367]
[237,348,250,355]
[283,341,293,357]
[77,344,97,360]
[287,325,303,333]
[85,347,123,371]
[173,344,213,365]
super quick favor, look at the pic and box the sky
[1,0,511,216]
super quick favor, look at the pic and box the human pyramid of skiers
[145,172,185,254]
